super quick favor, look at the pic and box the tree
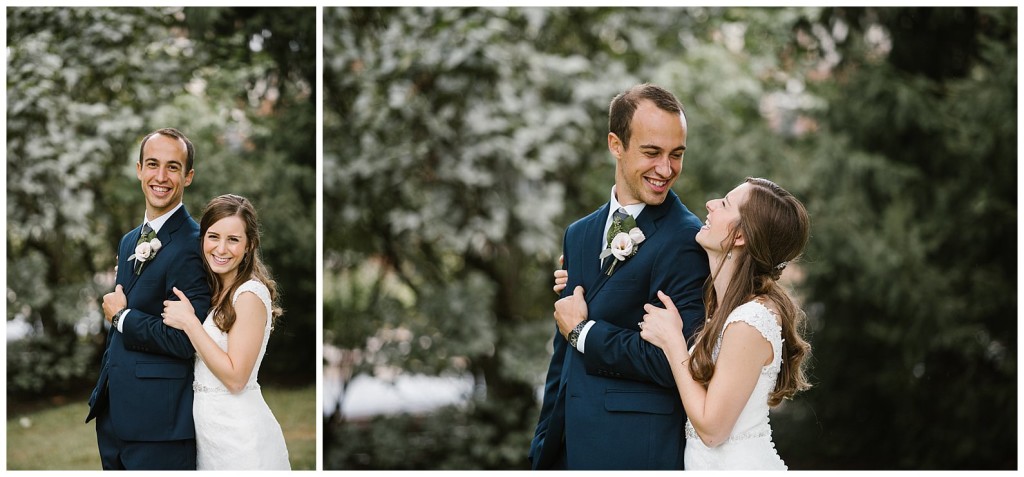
[7,7,317,398]
[776,7,1017,469]
[322,6,819,469]
[7,7,192,396]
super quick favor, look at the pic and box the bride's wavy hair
[199,194,283,333]
[690,177,812,406]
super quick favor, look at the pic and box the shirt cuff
[116,309,131,333]
[575,320,596,353]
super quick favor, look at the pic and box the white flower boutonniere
[599,217,645,276]
[128,235,162,275]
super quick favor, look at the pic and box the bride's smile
[203,215,248,280]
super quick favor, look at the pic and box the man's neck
[612,187,641,207]
[145,203,183,229]
[611,185,645,211]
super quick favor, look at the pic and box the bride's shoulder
[726,300,780,329]
[233,279,270,304]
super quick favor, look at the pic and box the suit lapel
[582,203,614,304]
[122,206,190,296]
[121,227,144,294]
[583,190,680,304]
[580,203,609,294]
[633,189,676,243]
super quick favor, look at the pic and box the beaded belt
[193,381,261,394]
[685,423,772,443]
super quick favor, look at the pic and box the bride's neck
[709,253,738,304]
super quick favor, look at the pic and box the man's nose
[654,155,672,177]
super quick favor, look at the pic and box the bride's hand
[554,285,588,339]
[553,255,567,294]
[162,287,198,331]
[640,290,687,354]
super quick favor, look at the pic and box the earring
[727,251,733,259]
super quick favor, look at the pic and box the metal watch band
[112,308,126,329]
[568,319,589,348]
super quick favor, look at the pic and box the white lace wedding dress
[192,279,291,470]
[684,300,788,470]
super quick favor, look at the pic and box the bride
[554,177,812,469]
[161,194,290,470]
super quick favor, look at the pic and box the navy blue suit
[530,190,709,470]
[86,206,211,470]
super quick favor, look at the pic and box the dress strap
[722,301,783,373]
[724,301,781,344]
[232,279,273,329]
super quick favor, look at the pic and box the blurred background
[323,6,1016,470]
[6,7,316,469]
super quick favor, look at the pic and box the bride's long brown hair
[689,178,812,406]
[200,194,283,333]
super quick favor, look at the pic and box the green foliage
[325,6,1015,470]
[777,7,1017,469]
[7,7,316,397]
[323,6,817,469]
[326,399,535,470]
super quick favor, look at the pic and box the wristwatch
[111,308,127,330]
[568,319,589,349]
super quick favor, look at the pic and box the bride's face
[203,215,248,280]
[696,182,750,254]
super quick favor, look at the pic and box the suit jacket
[86,205,211,442]
[530,189,709,470]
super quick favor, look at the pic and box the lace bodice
[193,279,273,394]
[684,300,787,470]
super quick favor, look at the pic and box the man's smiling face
[136,133,193,220]
[611,99,687,206]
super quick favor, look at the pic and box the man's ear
[183,168,195,187]
[608,133,624,159]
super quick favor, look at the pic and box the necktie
[137,223,155,246]
[602,208,630,270]
[132,223,156,275]
[606,208,630,245]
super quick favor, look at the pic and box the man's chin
[642,193,668,206]
[145,199,175,215]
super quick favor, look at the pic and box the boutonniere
[128,233,162,275]
[599,215,645,276]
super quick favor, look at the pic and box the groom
[85,128,211,470]
[529,84,709,469]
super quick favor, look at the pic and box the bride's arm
[642,292,771,447]
[662,324,769,447]
[163,288,266,394]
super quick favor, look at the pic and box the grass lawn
[7,384,316,470]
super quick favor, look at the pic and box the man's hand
[554,285,588,339]
[102,284,127,322]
